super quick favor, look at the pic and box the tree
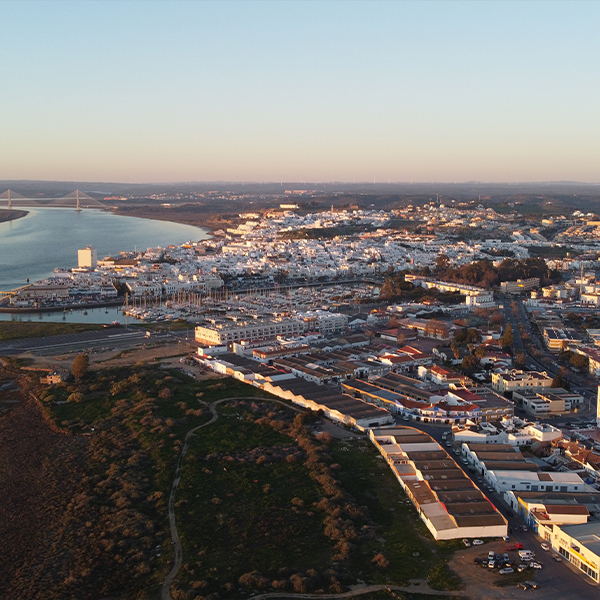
[489,311,505,326]
[461,355,480,374]
[552,368,570,389]
[514,352,527,369]
[500,323,513,350]
[67,391,84,403]
[474,346,486,359]
[372,553,390,569]
[453,329,468,346]
[71,352,89,382]
[466,328,482,344]
[473,308,490,319]
[435,253,450,274]
[570,353,589,371]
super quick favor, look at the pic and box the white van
[518,550,534,561]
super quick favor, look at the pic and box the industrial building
[369,427,507,540]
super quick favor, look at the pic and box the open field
[0,365,265,599]
[0,359,468,600]
[0,321,105,342]
[171,398,462,599]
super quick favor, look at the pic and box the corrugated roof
[545,505,589,515]
[454,514,507,527]
[445,501,498,516]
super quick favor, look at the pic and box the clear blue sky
[1,1,598,183]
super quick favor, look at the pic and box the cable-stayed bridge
[0,189,107,210]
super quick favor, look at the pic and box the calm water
[0,305,129,324]
[0,207,209,322]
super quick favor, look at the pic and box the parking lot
[450,533,599,599]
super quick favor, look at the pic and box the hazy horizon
[2,178,600,188]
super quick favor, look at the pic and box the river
[0,207,209,322]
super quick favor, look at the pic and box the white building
[455,421,563,447]
[78,246,97,269]
[369,427,507,540]
[487,470,587,494]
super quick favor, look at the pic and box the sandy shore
[0,209,28,224]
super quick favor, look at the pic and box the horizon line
[1,179,600,187]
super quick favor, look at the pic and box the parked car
[488,559,496,569]
[518,550,534,562]
[499,567,514,575]
[488,550,495,560]
[517,581,539,590]
[517,564,528,572]
[541,542,550,551]
[506,543,524,551]
[552,554,562,562]
[521,525,528,532]
[503,553,510,563]
[473,539,484,545]
[530,561,543,569]
[462,538,471,547]
[503,535,510,542]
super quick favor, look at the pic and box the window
[580,563,598,580]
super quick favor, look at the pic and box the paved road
[500,295,597,420]
[0,327,194,357]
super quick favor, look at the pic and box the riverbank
[111,205,229,233]
[0,209,28,224]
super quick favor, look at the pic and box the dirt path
[160,395,462,600]
[161,396,305,600]
[251,582,464,598]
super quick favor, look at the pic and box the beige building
[17,284,70,300]
[78,246,97,269]
[195,318,305,345]
[539,521,600,583]
[500,278,539,294]
[491,370,553,394]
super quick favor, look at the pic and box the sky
[1,1,599,184]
